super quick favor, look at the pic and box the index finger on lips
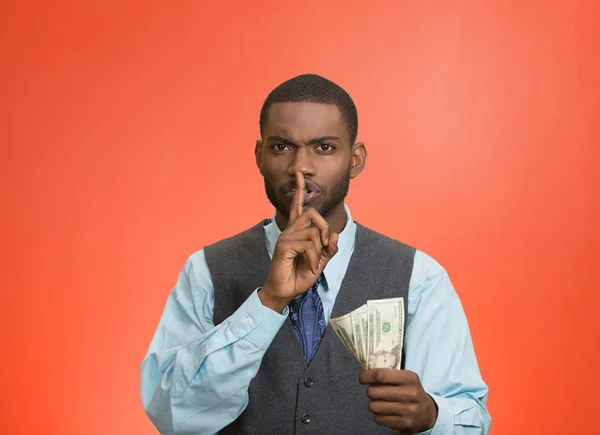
[288,172,305,224]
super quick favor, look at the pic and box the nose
[287,147,315,177]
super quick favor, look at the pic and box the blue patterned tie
[288,276,326,365]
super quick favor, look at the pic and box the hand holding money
[330,297,405,369]
[332,297,437,432]
[359,369,438,434]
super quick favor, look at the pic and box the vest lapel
[305,222,365,369]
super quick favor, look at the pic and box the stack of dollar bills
[330,297,405,369]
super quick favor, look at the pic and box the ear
[349,142,367,179]
[255,139,264,175]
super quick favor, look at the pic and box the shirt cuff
[423,393,454,435]
[227,288,288,350]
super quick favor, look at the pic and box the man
[141,74,491,434]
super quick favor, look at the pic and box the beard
[264,170,350,220]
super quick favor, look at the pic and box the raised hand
[259,172,340,313]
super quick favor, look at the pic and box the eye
[318,143,335,152]
[272,143,290,152]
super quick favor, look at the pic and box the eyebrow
[266,135,340,145]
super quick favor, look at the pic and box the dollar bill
[330,311,359,360]
[350,304,368,368]
[367,297,404,370]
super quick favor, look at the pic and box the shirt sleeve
[407,251,492,435]
[140,250,288,435]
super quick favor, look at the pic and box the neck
[275,203,348,235]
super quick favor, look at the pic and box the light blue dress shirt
[141,205,491,434]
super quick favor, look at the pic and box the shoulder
[204,220,268,254]
[355,223,416,257]
[180,249,210,287]
[411,250,448,287]
[202,220,272,280]
[355,223,449,289]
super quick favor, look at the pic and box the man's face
[256,102,356,220]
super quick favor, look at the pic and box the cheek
[261,167,285,190]
[322,157,351,175]
[320,167,351,187]
[262,156,288,175]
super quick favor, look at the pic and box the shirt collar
[264,204,357,290]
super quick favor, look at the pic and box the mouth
[287,188,320,203]
[283,180,322,204]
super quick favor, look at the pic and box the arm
[141,174,339,434]
[405,250,491,434]
[140,250,287,435]
[359,251,491,434]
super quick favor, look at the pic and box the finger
[359,369,412,385]
[288,207,330,247]
[367,384,401,402]
[288,172,305,224]
[321,231,338,260]
[367,384,419,403]
[284,228,323,272]
[316,231,338,272]
[282,227,323,250]
[277,240,316,262]
[368,400,410,416]
[301,241,322,275]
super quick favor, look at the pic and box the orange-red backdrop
[1,1,599,434]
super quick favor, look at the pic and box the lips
[283,179,322,204]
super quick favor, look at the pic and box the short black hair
[259,74,358,144]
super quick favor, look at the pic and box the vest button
[304,377,314,387]
[301,414,312,424]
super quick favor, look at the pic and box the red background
[1,1,599,433]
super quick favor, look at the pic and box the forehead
[264,102,347,143]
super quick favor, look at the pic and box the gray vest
[204,219,416,435]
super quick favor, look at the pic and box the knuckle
[400,416,414,430]
[408,403,420,415]
[406,370,419,382]
[278,232,291,241]
[407,416,419,432]
[408,388,420,401]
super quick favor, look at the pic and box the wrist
[258,286,290,313]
